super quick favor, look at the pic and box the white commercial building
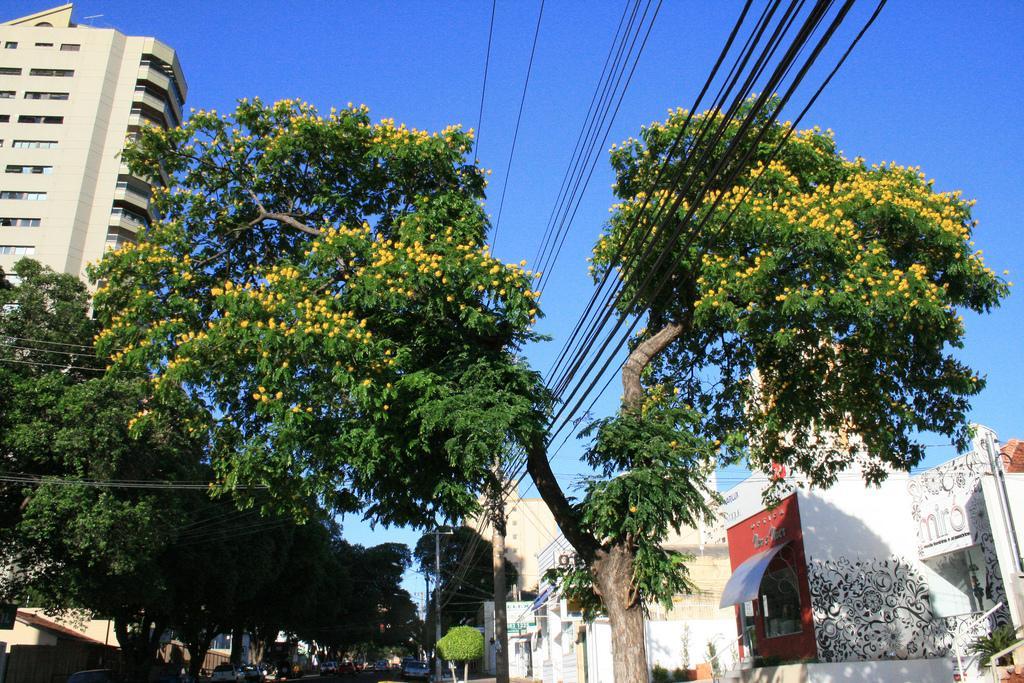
[718,425,1024,682]
[0,3,186,281]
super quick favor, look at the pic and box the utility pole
[427,528,452,680]
[490,459,510,683]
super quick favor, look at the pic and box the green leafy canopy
[91,98,551,526]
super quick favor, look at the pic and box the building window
[24,91,68,100]
[16,115,64,124]
[0,91,14,99]
[3,42,16,50]
[923,545,996,617]
[0,218,41,227]
[34,43,54,48]
[12,140,57,149]
[0,245,36,255]
[0,67,22,76]
[60,43,80,52]
[6,165,53,175]
[0,116,8,123]
[28,68,74,78]
[0,191,47,200]
[760,565,803,638]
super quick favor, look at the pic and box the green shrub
[672,667,690,681]
[436,625,484,662]
[651,664,672,683]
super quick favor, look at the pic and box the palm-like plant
[967,625,1022,667]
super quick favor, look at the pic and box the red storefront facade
[726,494,817,662]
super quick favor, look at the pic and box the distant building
[0,3,186,281]
[467,490,562,598]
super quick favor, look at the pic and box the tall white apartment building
[0,4,186,280]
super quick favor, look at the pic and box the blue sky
[10,1,1022,595]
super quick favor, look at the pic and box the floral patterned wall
[805,454,1010,662]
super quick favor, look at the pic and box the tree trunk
[464,660,469,683]
[180,625,214,679]
[229,625,245,664]
[490,462,510,683]
[113,612,162,683]
[593,543,649,683]
[524,322,685,683]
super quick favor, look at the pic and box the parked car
[274,660,298,680]
[374,660,389,671]
[241,664,263,682]
[157,674,196,683]
[67,671,120,683]
[401,660,430,680]
[211,663,245,682]
[338,660,357,675]
[319,661,338,676]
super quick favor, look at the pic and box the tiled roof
[15,610,115,647]
[1000,439,1024,473]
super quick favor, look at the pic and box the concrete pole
[492,492,510,683]
[435,531,443,681]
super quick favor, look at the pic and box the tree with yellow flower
[526,97,1010,683]
[91,98,547,526]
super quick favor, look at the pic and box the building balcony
[132,89,180,128]
[109,208,148,232]
[113,182,152,214]
[136,64,171,95]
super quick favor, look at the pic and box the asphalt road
[299,671,415,681]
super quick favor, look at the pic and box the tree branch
[246,190,321,236]
[621,322,684,408]
[525,430,599,562]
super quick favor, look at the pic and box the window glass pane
[923,545,995,617]
[760,565,803,638]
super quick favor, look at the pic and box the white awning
[719,543,789,608]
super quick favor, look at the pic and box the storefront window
[760,566,803,638]
[740,601,759,657]
[923,544,995,617]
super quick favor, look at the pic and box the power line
[533,0,663,295]
[548,0,874,443]
[0,342,99,360]
[489,0,546,251]
[0,357,105,373]
[499,1,888,533]
[0,472,268,490]
[0,335,96,351]
[472,0,498,162]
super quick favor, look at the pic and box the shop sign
[504,601,536,635]
[916,497,973,559]
[721,467,797,530]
